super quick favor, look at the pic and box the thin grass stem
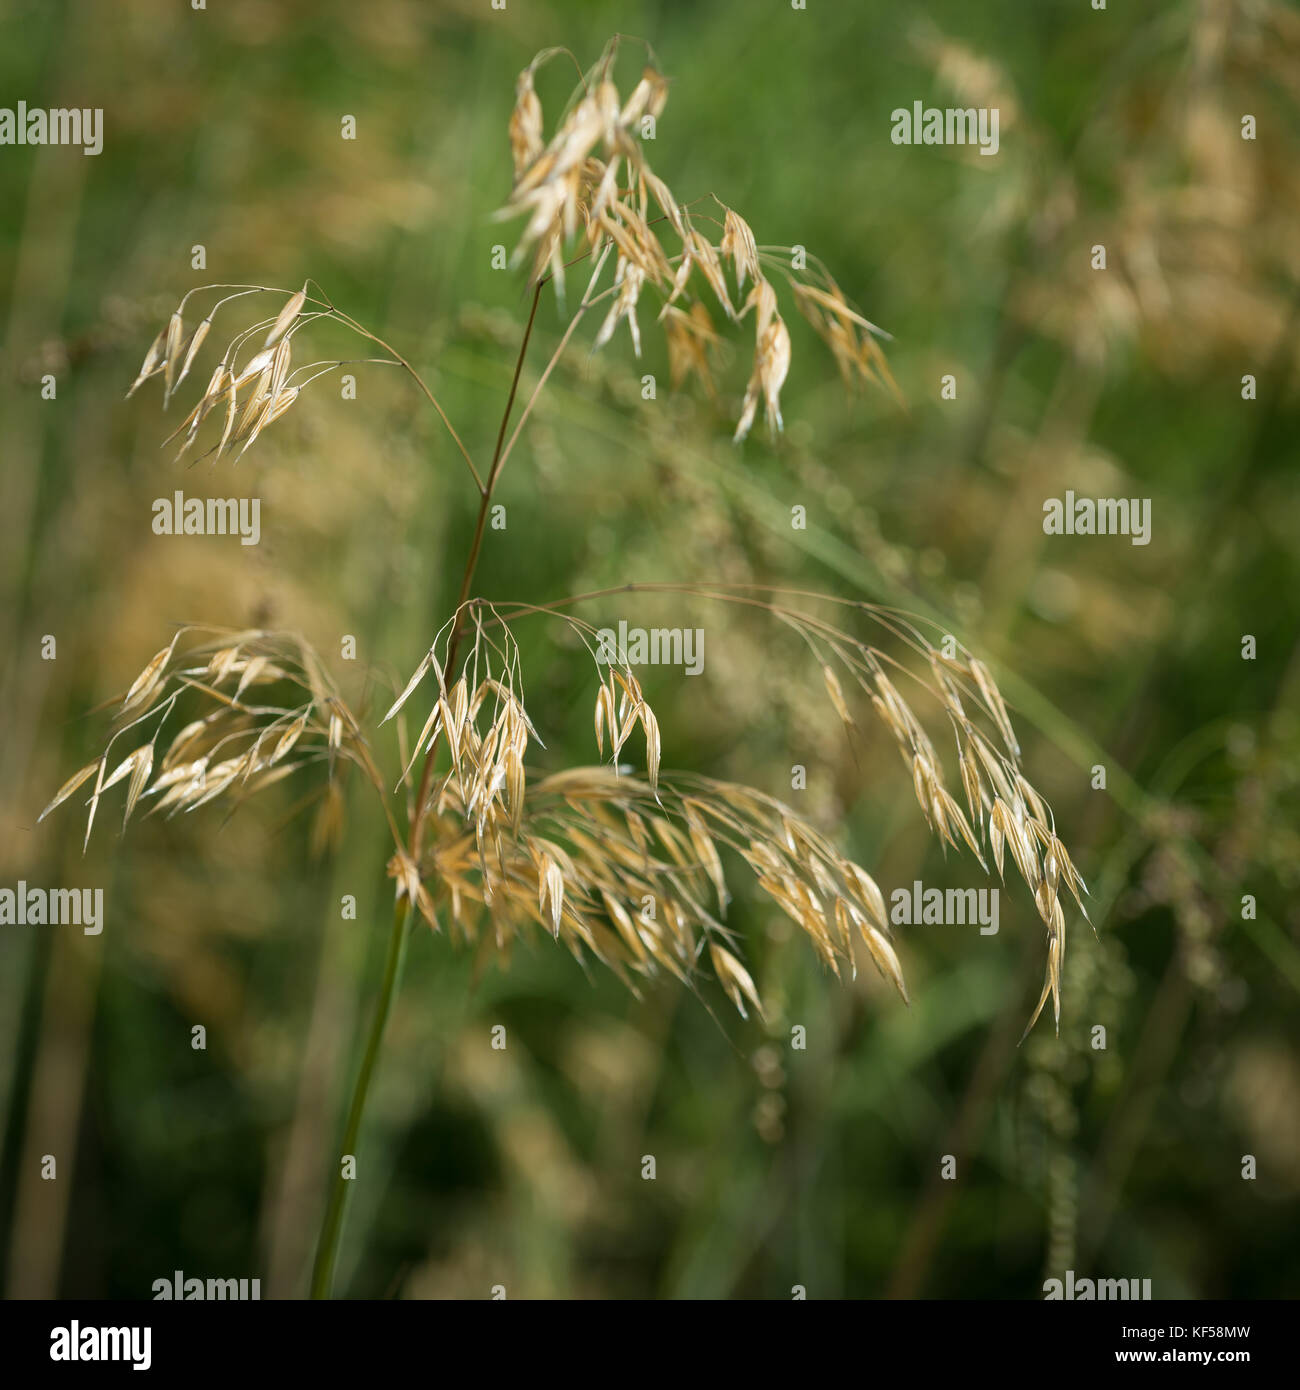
[309,898,412,1299]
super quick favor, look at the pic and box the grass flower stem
[409,279,546,850]
[309,897,413,1299]
[311,280,547,1298]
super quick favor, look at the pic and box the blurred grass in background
[1,0,1298,1298]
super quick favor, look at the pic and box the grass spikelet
[37,759,103,824]
[161,310,183,406]
[126,325,166,398]
[265,284,307,347]
[709,942,763,1020]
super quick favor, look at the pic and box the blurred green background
[1,0,1298,1299]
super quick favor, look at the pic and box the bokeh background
[1,0,1298,1299]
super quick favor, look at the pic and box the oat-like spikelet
[161,310,184,407]
[508,64,545,177]
[661,301,720,395]
[720,209,762,294]
[125,323,168,398]
[788,272,902,406]
[176,317,212,393]
[733,280,791,441]
[593,256,649,356]
[41,627,380,854]
[265,284,307,347]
